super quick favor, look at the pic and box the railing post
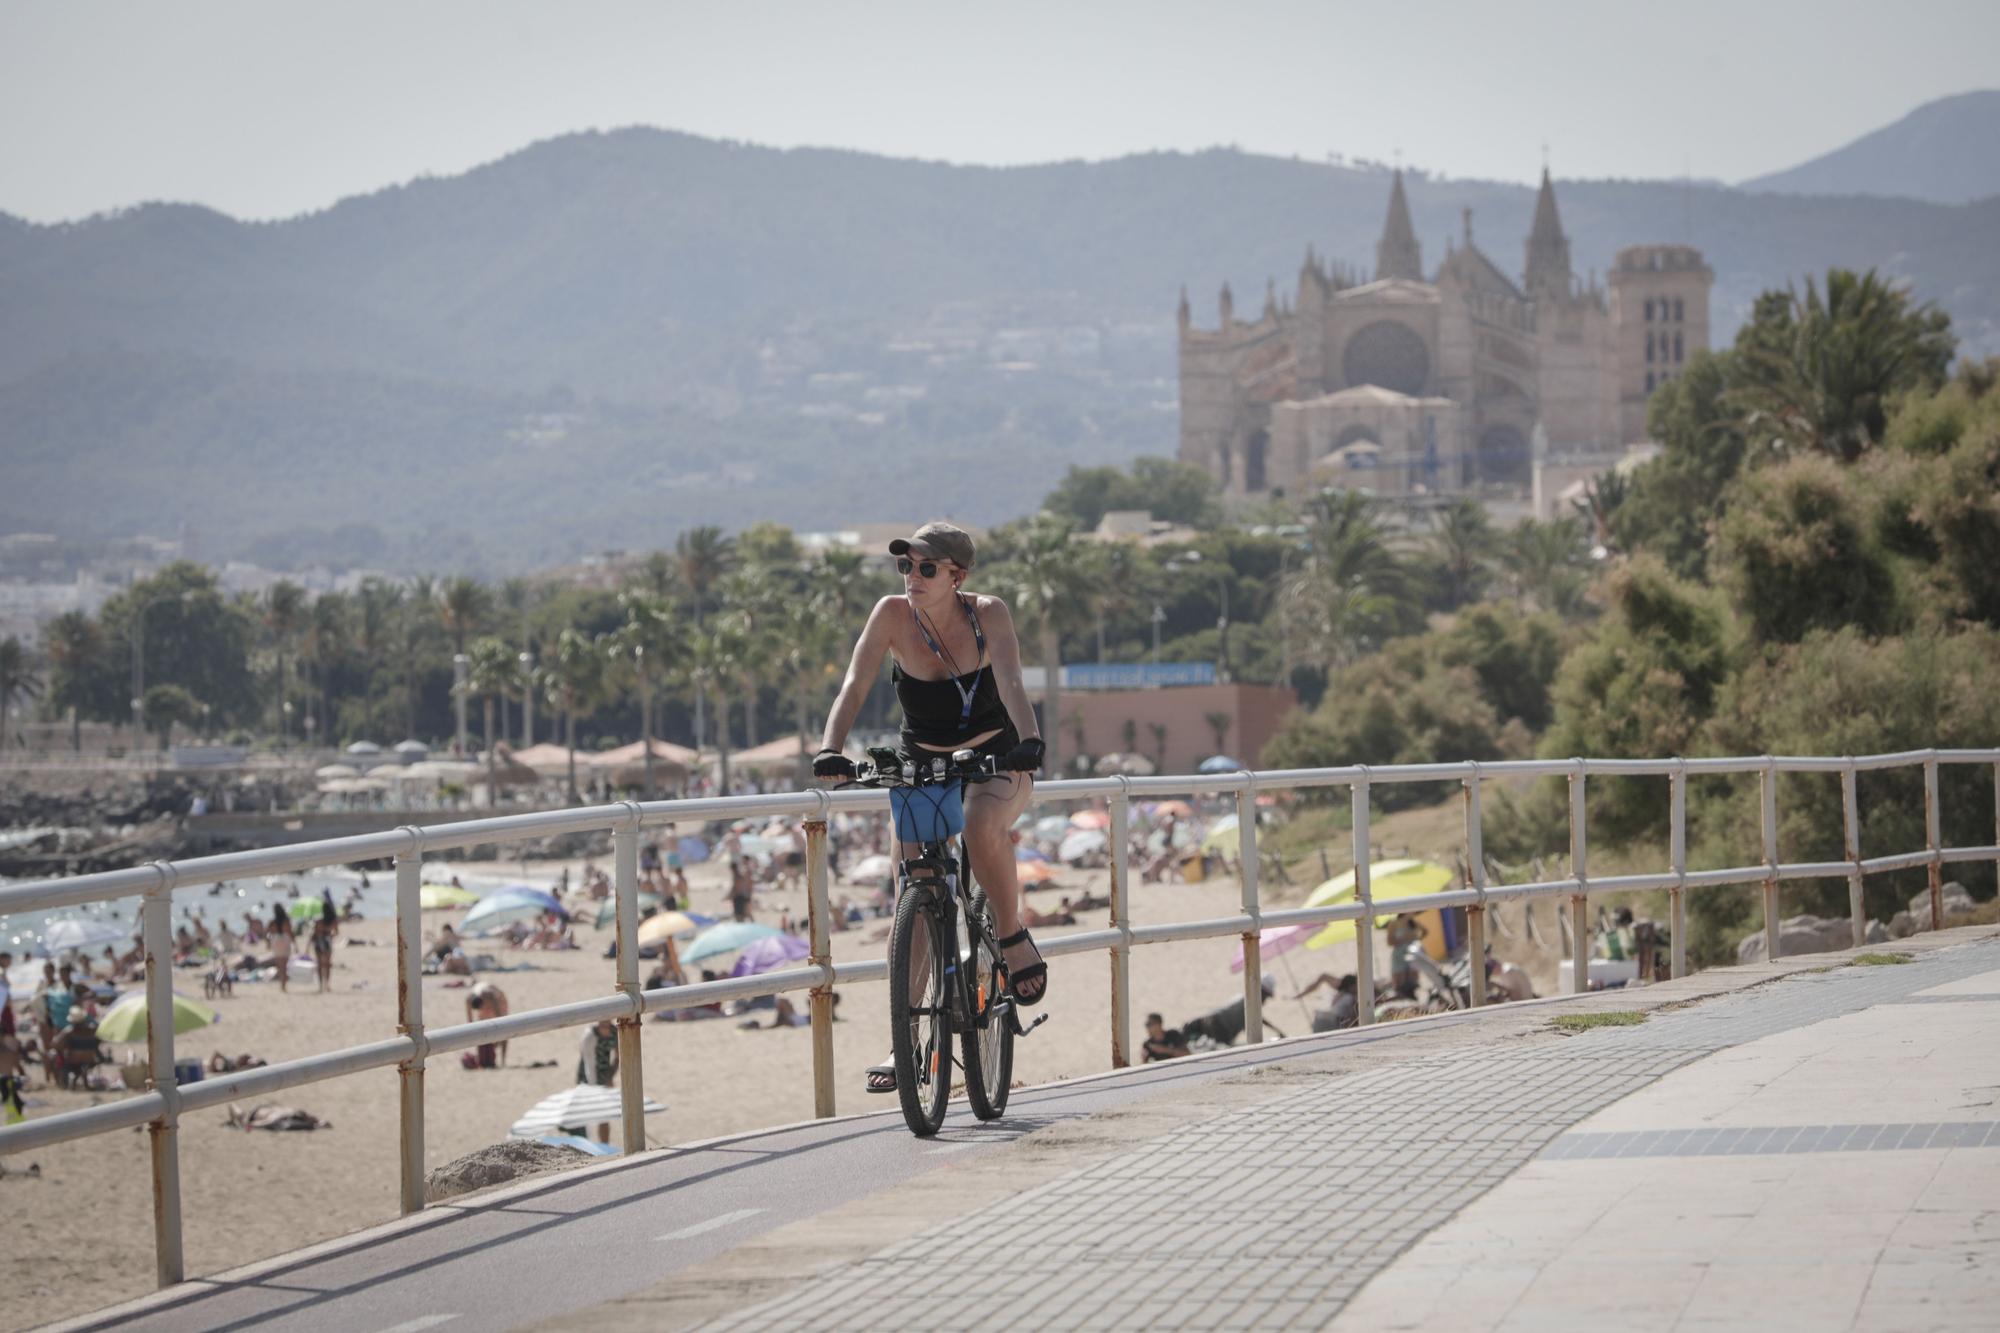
[1568,759,1589,994]
[1109,777,1132,1069]
[803,791,836,1117]
[142,864,184,1287]
[1236,773,1263,1044]
[1463,764,1486,1007]
[1669,760,1687,980]
[1761,757,1780,961]
[1992,759,1999,916]
[394,839,427,1214]
[1841,761,1865,949]
[1923,751,1942,931]
[613,807,647,1154]
[1352,771,1375,1024]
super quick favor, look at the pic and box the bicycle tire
[889,877,952,1137]
[958,889,1013,1120]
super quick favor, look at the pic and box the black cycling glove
[997,737,1046,773]
[812,748,855,779]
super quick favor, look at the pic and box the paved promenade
[62,927,1999,1332]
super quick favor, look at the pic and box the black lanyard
[910,594,986,730]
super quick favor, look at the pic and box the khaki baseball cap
[888,521,976,570]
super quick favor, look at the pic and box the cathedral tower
[1374,170,1424,283]
[1523,167,1572,300]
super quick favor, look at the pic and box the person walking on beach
[267,905,295,993]
[728,857,755,922]
[466,982,510,1066]
[576,1018,620,1143]
[309,913,336,993]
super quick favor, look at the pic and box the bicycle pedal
[1006,1008,1049,1038]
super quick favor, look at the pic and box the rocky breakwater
[0,773,198,878]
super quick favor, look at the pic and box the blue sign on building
[1064,662,1218,690]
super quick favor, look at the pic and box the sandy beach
[1,799,1562,1330]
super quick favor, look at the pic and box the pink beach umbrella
[1230,923,1315,974]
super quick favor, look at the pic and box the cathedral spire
[1374,169,1423,282]
[1523,166,1572,298]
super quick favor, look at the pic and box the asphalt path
[65,1017,1458,1333]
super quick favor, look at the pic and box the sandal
[997,929,1049,1008]
[865,1059,897,1094]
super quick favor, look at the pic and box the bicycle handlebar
[837,747,1005,789]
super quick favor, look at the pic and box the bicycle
[844,747,1045,1137]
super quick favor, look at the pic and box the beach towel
[226,1103,331,1131]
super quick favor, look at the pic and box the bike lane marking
[658,1208,767,1241]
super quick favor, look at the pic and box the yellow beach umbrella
[419,883,480,910]
[1303,859,1455,950]
[636,911,706,947]
[94,991,217,1043]
[1200,814,1241,853]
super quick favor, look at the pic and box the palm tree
[436,576,492,658]
[988,515,1092,778]
[301,592,350,747]
[1082,541,1151,662]
[814,547,872,624]
[1204,710,1232,757]
[1733,268,1954,463]
[607,592,683,798]
[1147,721,1169,772]
[675,526,738,748]
[1427,498,1500,609]
[0,636,42,752]
[1277,490,1411,672]
[769,582,843,787]
[720,566,787,749]
[41,611,101,752]
[541,628,602,802]
[465,637,523,806]
[686,619,747,795]
[1505,517,1590,617]
[263,582,308,742]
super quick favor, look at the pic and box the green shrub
[1715,455,1902,643]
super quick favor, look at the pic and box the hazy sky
[3,0,1994,223]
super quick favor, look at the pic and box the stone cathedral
[1177,169,1714,501]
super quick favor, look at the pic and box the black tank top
[894,593,1010,748]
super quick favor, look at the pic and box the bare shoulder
[969,592,1014,622]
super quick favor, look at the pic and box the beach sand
[1,804,1560,1329]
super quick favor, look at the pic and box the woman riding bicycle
[812,521,1047,1094]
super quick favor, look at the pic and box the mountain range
[3,94,1996,575]
[1740,90,2000,205]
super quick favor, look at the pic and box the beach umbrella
[729,933,811,977]
[1016,861,1060,886]
[1230,922,1316,973]
[509,1084,664,1137]
[1057,830,1108,864]
[847,854,894,881]
[1014,845,1048,862]
[94,990,218,1043]
[634,908,708,945]
[680,921,784,964]
[1033,814,1072,842]
[1068,809,1111,830]
[592,894,664,931]
[419,884,480,910]
[462,888,564,936]
[314,763,359,780]
[1151,800,1195,819]
[289,899,331,925]
[394,739,429,757]
[1303,860,1456,950]
[40,917,128,954]
[345,740,382,755]
[676,835,711,864]
[1201,814,1241,853]
[1198,755,1244,774]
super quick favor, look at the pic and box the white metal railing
[1,748,1995,1289]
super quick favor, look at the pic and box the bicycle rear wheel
[889,878,952,1137]
[958,891,1013,1120]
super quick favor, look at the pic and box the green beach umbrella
[420,883,481,910]
[94,990,218,1043]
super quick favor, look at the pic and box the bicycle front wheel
[959,891,1013,1120]
[889,879,952,1137]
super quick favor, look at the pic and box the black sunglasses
[897,557,954,578]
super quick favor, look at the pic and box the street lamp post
[519,652,535,748]
[1168,555,1230,683]
[452,653,470,758]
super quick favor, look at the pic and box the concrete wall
[1056,683,1299,776]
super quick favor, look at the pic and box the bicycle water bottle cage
[891,781,965,843]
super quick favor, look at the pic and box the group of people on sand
[1,952,116,1102]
